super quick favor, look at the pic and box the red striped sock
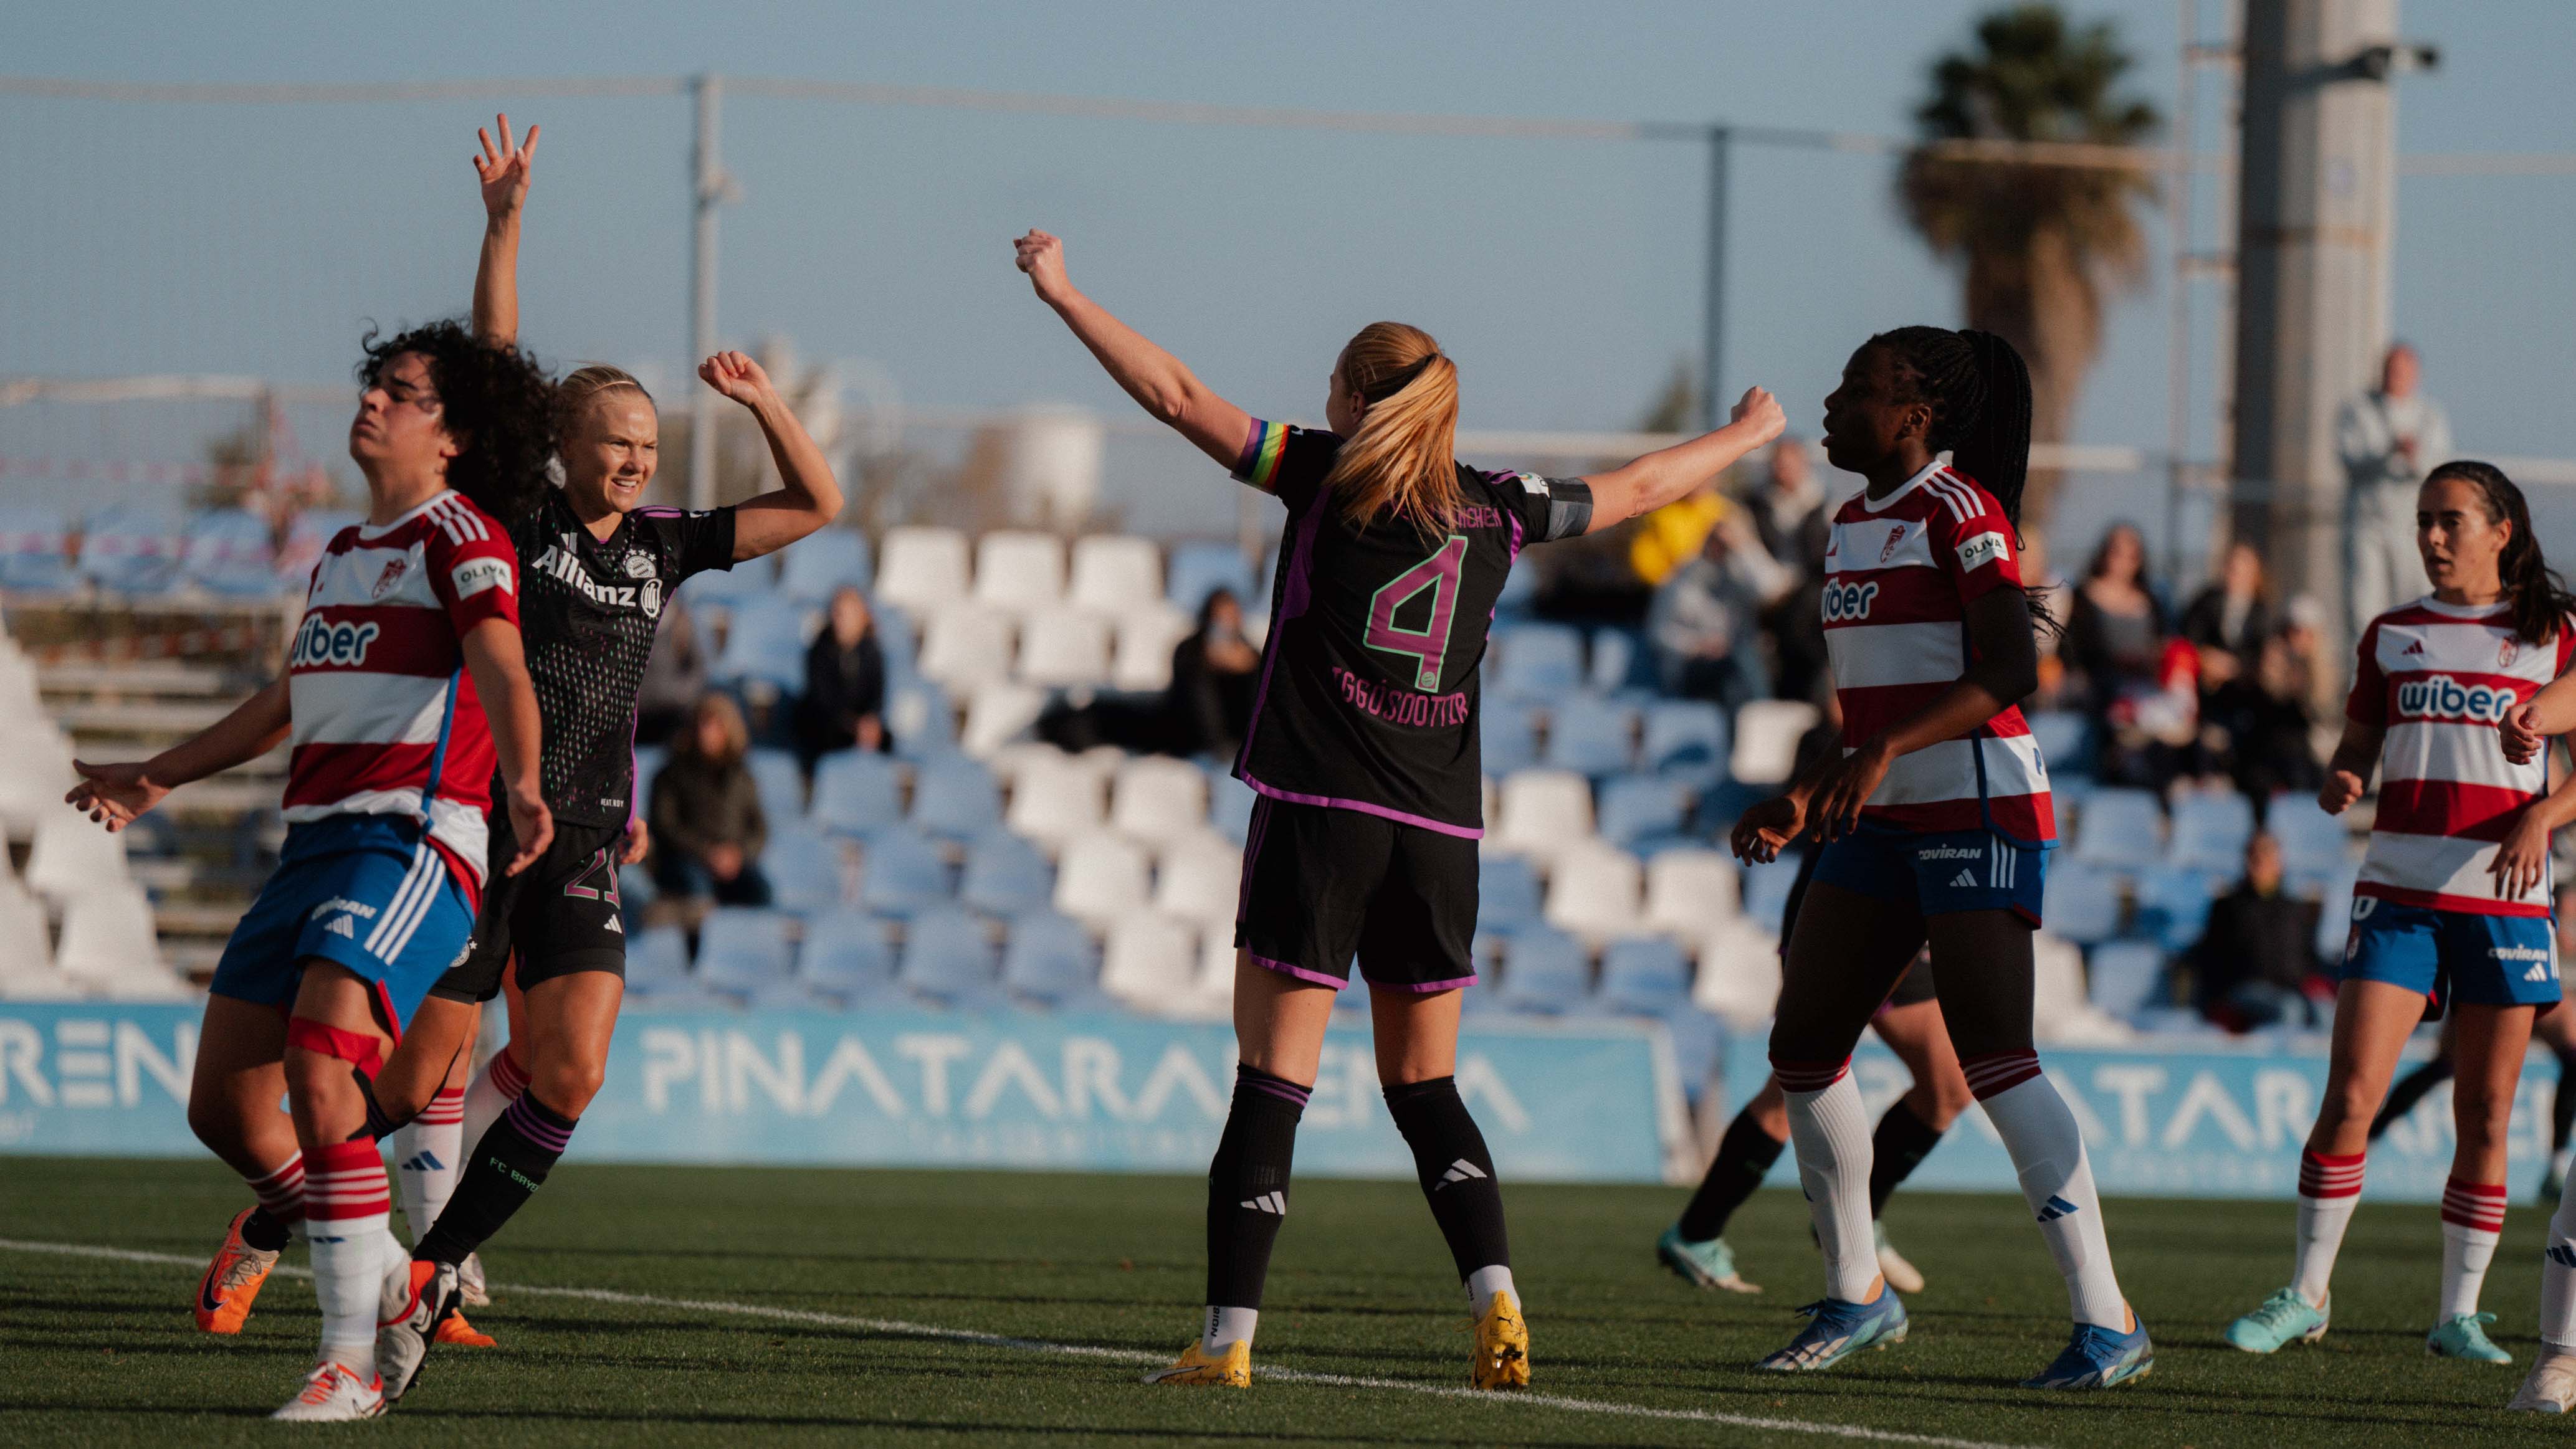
[243,1153,307,1229]
[2441,1177,2509,1233]
[490,1044,532,1100]
[2299,1149,2367,1200]
[302,1141,391,1223]
[417,1085,466,1126]
[1771,1057,1851,1094]
[1960,1049,2043,1101]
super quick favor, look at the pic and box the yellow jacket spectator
[1628,487,1726,585]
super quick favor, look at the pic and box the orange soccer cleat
[194,1207,282,1335]
[436,1310,497,1347]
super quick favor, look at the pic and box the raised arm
[460,618,553,877]
[469,113,540,348]
[1014,230,1251,470]
[700,351,846,561]
[65,678,293,831]
[1580,387,1787,534]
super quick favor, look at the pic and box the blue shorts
[209,815,479,1032]
[1810,823,2048,926]
[2339,896,2561,1013]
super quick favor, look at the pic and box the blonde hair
[684,691,750,768]
[556,364,653,435]
[1321,322,1461,536]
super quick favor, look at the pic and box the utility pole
[1701,126,1731,430]
[689,73,727,511]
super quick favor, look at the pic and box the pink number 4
[1365,534,1467,690]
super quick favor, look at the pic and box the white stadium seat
[1151,832,1242,932]
[1053,832,1152,931]
[1100,911,1200,1005]
[1728,700,1820,786]
[24,805,130,905]
[1109,756,1209,845]
[961,680,1050,758]
[973,531,1067,610]
[1642,848,1741,941]
[1492,770,1595,863]
[875,526,973,613]
[1068,535,1163,613]
[917,606,1017,691]
[57,883,186,999]
[1016,610,1113,688]
[1006,753,1106,849]
[1693,917,1783,1027]
[1542,842,1644,946]
[1110,603,1196,692]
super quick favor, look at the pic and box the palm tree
[1899,4,2159,523]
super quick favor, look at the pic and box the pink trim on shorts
[1365,972,1478,993]
[1248,953,1348,991]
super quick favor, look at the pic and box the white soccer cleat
[2509,1349,2576,1413]
[270,1361,386,1421]
[459,1250,490,1307]
[1874,1222,1925,1295]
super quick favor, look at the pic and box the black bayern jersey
[1231,419,1592,836]
[512,489,736,825]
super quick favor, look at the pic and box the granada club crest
[2501,638,2521,668]
[369,558,409,600]
[1879,524,1908,564]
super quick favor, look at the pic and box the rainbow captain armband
[1234,419,1292,493]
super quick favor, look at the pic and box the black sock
[1676,1107,1787,1242]
[353,1068,403,1141]
[2554,1050,2576,1156]
[2369,1056,2455,1142]
[1206,1065,1308,1311]
[239,1205,293,1253]
[1383,1075,1510,1283]
[1867,1099,1945,1219]
[415,1089,578,1266]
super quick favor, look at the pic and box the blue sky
[6,1,2573,543]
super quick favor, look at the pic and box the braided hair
[1866,325,2052,632]
[2426,460,2576,645]
[358,320,556,528]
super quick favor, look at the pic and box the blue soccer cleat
[1754,1284,1908,1372]
[1657,1225,1761,1294]
[2023,1314,2153,1389]
[2225,1287,2329,1353]
[2426,1312,2513,1363]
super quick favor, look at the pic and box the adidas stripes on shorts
[1810,821,2047,926]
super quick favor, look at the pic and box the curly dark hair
[357,319,556,526]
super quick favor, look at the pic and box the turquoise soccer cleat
[1656,1225,1760,1293]
[2225,1287,2329,1353]
[2023,1315,2154,1389]
[2426,1312,2513,1363]
[1754,1284,1908,1372]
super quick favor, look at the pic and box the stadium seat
[2087,940,2168,1020]
[795,910,897,1002]
[633,745,669,809]
[2072,787,2165,872]
[1478,854,1544,936]
[1493,624,1584,701]
[1206,774,1257,845]
[2025,711,2092,775]
[1492,770,1594,862]
[625,926,694,994]
[710,596,810,693]
[679,549,775,607]
[695,908,794,994]
[1017,610,1113,688]
[910,754,1003,840]
[1643,848,1740,941]
[1054,832,1152,930]
[959,833,1055,916]
[1544,695,1638,777]
[1596,936,1692,1018]
[1109,756,1208,843]
[0,507,79,591]
[858,827,950,916]
[2268,793,2355,887]
[1641,701,1729,787]
[78,506,184,594]
[1596,774,1690,849]
[1109,602,1196,692]
[1151,832,1241,932]
[918,606,1017,692]
[56,884,183,998]
[1587,629,1641,693]
[1006,753,1106,849]
[1498,928,1589,1014]
[2132,863,2219,953]
[885,679,958,760]
[875,526,973,614]
[1068,535,1163,613]
[960,680,1048,757]
[2031,931,2102,1039]
[24,806,129,905]
[777,528,872,601]
[2041,862,2124,946]
[808,751,904,838]
[1740,853,1803,934]
[1692,918,1783,1026]
[747,748,804,828]
[897,906,997,1003]
[181,508,280,596]
[1000,909,1101,1006]
[1166,540,1258,614]
[2314,861,2361,961]
[1482,700,1543,776]
[1543,842,1645,946]
[1100,912,1201,1005]
[2167,791,2256,873]
[1728,700,1821,786]
[763,825,850,916]
[973,531,1067,610]
[0,878,54,987]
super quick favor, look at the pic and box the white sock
[1465,1264,1517,1317]
[2294,1149,2365,1307]
[2440,1177,2507,1319]
[462,1045,529,1166]
[1780,1065,1877,1302]
[2542,1179,2576,1349]
[1201,1305,1257,1353]
[393,1086,466,1243]
[305,1140,393,1377]
[1969,1056,2127,1329]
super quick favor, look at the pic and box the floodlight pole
[689,72,725,510]
[1701,125,1732,430]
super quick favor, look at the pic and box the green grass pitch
[2,1156,2569,1447]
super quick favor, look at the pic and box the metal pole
[689,73,723,511]
[1701,125,1731,430]
[2163,0,2198,587]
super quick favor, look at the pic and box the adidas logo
[2531,962,2554,983]
[324,915,358,938]
[399,1151,445,1173]
[2035,1194,2081,1223]
[1435,1159,1489,1191]
[606,915,624,935]
[1949,870,1978,889]
[2551,1245,2576,1269]
[1238,1192,1287,1216]
[2402,639,2425,655]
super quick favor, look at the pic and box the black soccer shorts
[1233,795,1480,994]
[429,817,631,1004]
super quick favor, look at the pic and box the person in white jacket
[2340,342,2454,636]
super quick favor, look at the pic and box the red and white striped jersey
[282,490,520,883]
[2347,597,2576,916]
[1820,461,2053,841]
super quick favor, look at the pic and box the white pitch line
[0,1237,2048,1449]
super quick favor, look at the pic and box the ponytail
[1867,325,2051,632]
[1319,322,1461,537]
[2428,459,2576,645]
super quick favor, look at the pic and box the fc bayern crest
[624,553,657,579]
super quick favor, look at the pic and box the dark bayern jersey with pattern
[511,489,736,825]
[1230,419,1593,836]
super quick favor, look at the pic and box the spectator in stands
[2021,527,2076,711]
[1748,438,1833,703]
[795,585,890,767]
[2064,522,2185,787]
[649,693,773,908]
[1165,586,1259,757]
[635,593,707,747]
[1648,508,1791,716]
[2220,630,2327,801]
[2180,541,2274,690]
[2190,832,2327,1030]
[2278,594,2345,765]
[2339,341,2453,637]
[1626,482,1725,587]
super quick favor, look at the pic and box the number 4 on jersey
[1366,535,1467,691]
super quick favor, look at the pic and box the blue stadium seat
[2073,788,2164,872]
[898,906,996,1002]
[910,754,1002,840]
[181,508,280,596]
[1498,928,1589,1015]
[1544,695,1638,777]
[874,605,920,674]
[1206,774,1257,846]
[887,679,956,760]
[1741,853,1805,934]
[2267,793,2353,886]
[2087,941,2167,1019]
[1477,855,1544,936]
[1493,558,1538,619]
[763,825,847,916]
[2024,711,2092,776]
[859,826,950,916]
[1494,624,1584,701]
[79,505,184,594]
[1595,937,1691,1019]
[680,549,776,606]
[1482,700,1543,776]
[777,528,872,601]
[808,751,903,837]
[710,596,808,693]
[1000,909,1101,1006]
[2167,791,2256,874]
[960,834,1055,917]
[2042,862,2124,946]
[1588,629,1642,692]
[795,910,897,1002]
[626,925,694,994]
[633,746,669,809]
[0,506,78,590]
[1596,774,1691,850]
[747,748,805,829]
[695,908,793,993]
[1641,700,1730,787]
[2132,863,2219,953]
[1166,541,1259,614]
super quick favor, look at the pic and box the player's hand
[2501,701,2545,766]
[65,759,169,832]
[2490,810,2552,901]
[619,815,651,866]
[474,113,539,222]
[1014,229,1070,302]
[503,787,552,877]
[697,350,773,407]
[1729,794,1806,865]
[2318,768,2367,816]
[1805,738,1894,843]
[1729,386,1786,446]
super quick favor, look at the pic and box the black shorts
[1234,796,1479,994]
[429,817,629,1004]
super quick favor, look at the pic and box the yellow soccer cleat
[1142,1339,1251,1387]
[194,1207,280,1336]
[436,1309,497,1347]
[1472,1291,1530,1390]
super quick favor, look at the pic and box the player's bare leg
[2425,1004,2532,1362]
[186,996,300,1334]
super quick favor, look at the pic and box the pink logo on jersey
[369,559,408,600]
[1878,525,1908,563]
